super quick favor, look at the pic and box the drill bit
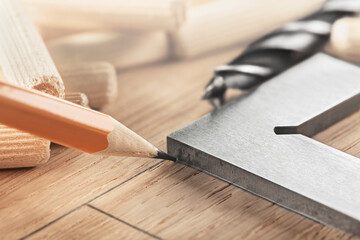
[203,0,360,108]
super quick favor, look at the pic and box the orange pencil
[0,81,175,160]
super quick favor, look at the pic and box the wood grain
[314,110,360,157]
[59,61,117,109]
[27,206,155,240]
[0,46,358,239]
[90,162,358,240]
[65,92,89,107]
[0,0,64,97]
[0,126,50,168]
[0,147,160,239]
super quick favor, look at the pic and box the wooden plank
[0,47,234,239]
[90,110,360,239]
[27,206,155,240]
[89,162,358,239]
[0,148,159,239]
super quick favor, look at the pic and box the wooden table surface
[0,47,359,240]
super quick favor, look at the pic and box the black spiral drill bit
[202,0,360,108]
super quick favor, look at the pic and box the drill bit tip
[201,86,213,99]
[202,75,226,100]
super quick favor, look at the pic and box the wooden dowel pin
[0,0,65,168]
[327,17,360,64]
[169,0,325,58]
[58,61,117,109]
[21,0,186,31]
[65,92,89,108]
[47,32,169,70]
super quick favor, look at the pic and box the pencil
[0,81,175,161]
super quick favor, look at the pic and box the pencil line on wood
[20,160,165,239]
[87,204,162,240]
[20,204,85,240]
[88,160,165,203]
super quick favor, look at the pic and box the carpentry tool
[168,54,360,235]
[202,0,360,107]
[0,81,175,161]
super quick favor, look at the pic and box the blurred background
[20,0,334,66]
[14,0,360,110]
[20,0,360,65]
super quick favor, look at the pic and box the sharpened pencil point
[155,150,176,161]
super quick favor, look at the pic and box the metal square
[168,54,360,235]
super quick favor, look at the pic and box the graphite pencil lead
[155,150,176,161]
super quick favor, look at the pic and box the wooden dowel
[169,0,326,58]
[47,32,169,70]
[39,26,82,42]
[65,92,89,108]
[327,17,360,64]
[58,61,117,109]
[187,0,217,7]
[0,0,65,168]
[0,0,65,97]
[0,126,50,168]
[21,0,186,31]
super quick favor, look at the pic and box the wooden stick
[327,17,360,64]
[38,26,82,42]
[65,92,89,108]
[0,0,65,97]
[58,61,117,109]
[21,0,186,31]
[169,0,326,58]
[0,126,50,168]
[0,82,175,160]
[187,0,217,7]
[0,0,65,168]
[47,32,169,70]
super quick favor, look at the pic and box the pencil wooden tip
[155,150,176,161]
